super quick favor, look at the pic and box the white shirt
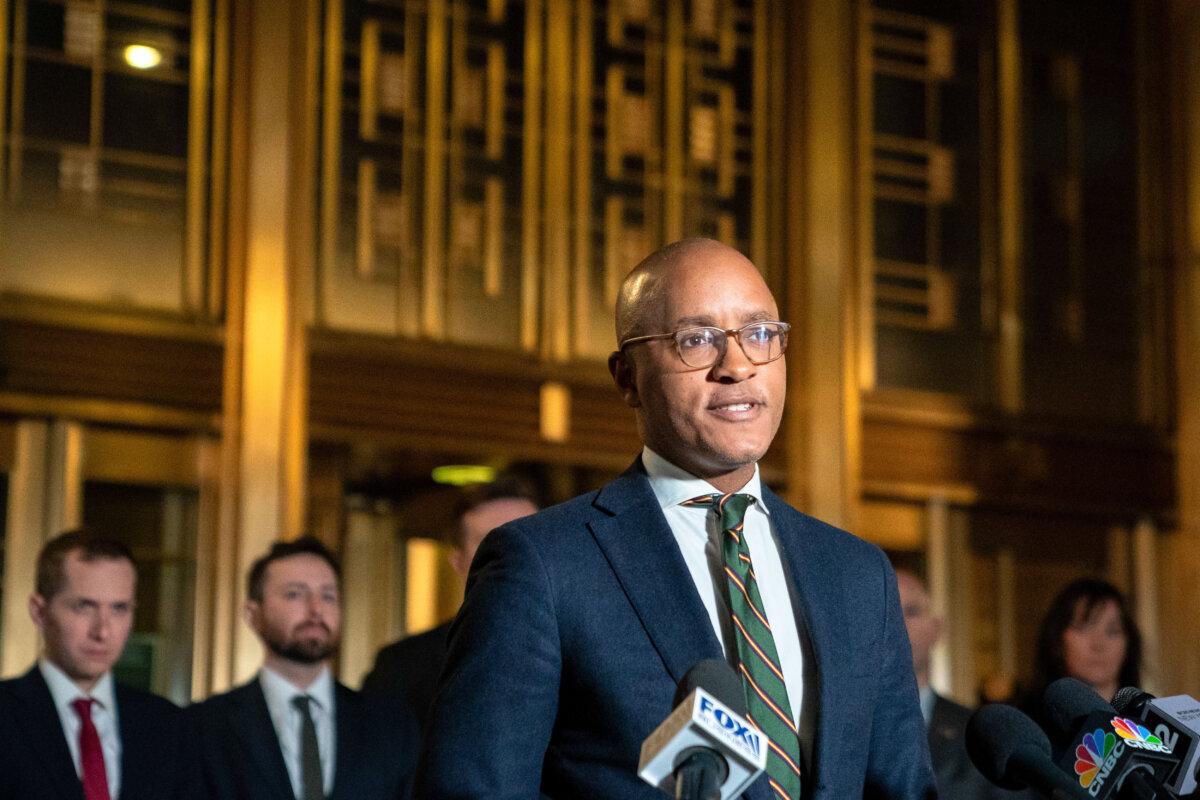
[643,447,817,768]
[39,658,122,799]
[259,665,336,797]
[919,685,935,727]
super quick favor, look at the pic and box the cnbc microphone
[965,703,1090,799]
[639,659,767,800]
[1042,677,1180,799]
[1113,687,1200,798]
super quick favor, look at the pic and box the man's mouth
[708,399,763,419]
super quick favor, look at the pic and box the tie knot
[71,697,95,720]
[682,492,755,529]
[292,694,313,716]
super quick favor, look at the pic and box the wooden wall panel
[862,398,1174,518]
[308,331,639,468]
[0,320,223,414]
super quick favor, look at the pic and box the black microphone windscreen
[1111,686,1154,716]
[966,704,1054,790]
[1042,678,1116,745]
[675,659,747,716]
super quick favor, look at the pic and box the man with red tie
[0,529,197,800]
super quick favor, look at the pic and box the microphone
[965,703,1090,799]
[1042,678,1180,799]
[1113,687,1200,797]
[638,659,767,800]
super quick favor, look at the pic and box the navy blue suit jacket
[414,462,936,799]
[189,677,418,800]
[361,620,451,732]
[0,666,199,800]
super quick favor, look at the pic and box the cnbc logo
[1074,729,1117,791]
[1112,717,1173,754]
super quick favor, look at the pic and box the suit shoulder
[117,682,183,713]
[337,683,417,730]
[188,680,256,719]
[768,493,888,562]
[377,621,449,661]
[480,490,607,560]
[505,490,604,535]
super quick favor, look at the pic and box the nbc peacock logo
[1075,729,1116,788]
[1112,717,1172,754]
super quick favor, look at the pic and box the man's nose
[710,335,757,381]
[90,610,111,640]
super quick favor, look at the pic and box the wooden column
[0,419,84,676]
[205,0,316,692]
[340,508,403,688]
[1163,0,1200,696]
[784,0,858,527]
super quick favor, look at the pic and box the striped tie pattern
[682,492,803,800]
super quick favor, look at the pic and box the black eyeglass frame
[617,320,791,369]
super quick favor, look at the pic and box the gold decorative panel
[0,0,223,317]
[316,0,778,362]
[861,3,996,402]
[865,8,957,332]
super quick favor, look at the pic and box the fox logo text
[699,696,762,758]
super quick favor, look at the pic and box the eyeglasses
[618,320,790,369]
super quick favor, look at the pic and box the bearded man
[190,537,418,800]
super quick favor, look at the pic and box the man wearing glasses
[415,238,934,800]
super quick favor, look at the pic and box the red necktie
[71,698,112,800]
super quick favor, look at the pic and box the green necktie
[683,492,803,800]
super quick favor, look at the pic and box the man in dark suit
[360,478,538,730]
[415,238,935,799]
[896,569,1033,799]
[0,529,197,800]
[190,537,417,800]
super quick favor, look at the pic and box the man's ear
[448,548,469,580]
[243,599,261,632]
[608,351,641,408]
[28,594,47,631]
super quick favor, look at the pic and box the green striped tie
[683,492,803,800]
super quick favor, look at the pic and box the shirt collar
[642,446,767,513]
[39,657,117,716]
[260,663,335,713]
[919,685,935,726]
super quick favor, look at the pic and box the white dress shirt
[260,665,336,797]
[643,447,817,768]
[39,658,122,799]
[919,685,936,727]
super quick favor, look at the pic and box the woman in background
[1033,578,1143,703]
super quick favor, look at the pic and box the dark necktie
[71,698,111,800]
[683,492,803,800]
[291,695,324,800]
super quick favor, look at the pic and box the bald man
[415,239,934,799]
[896,569,1033,799]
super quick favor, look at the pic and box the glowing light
[431,465,496,486]
[123,44,162,70]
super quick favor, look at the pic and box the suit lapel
[762,489,844,796]
[115,684,143,799]
[329,683,357,800]
[588,463,724,686]
[10,667,84,800]
[230,680,296,800]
